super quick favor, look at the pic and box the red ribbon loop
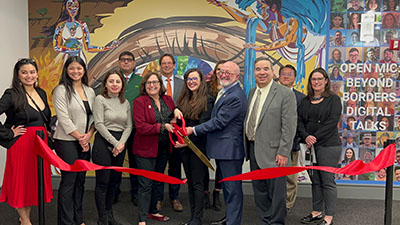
[221,144,396,182]
[34,136,186,184]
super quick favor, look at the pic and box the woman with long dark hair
[348,13,361,29]
[0,59,53,225]
[341,148,356,163]
[298,68,342,225]
[53,56,96,225]
[208,60,226,97]
[92,70,132,225]
[175,68,214,225]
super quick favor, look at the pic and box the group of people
[0,52,343,225]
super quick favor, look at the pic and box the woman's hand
[113,143,125,157]
[11,125,26,137]
[305,135,317,148]
[174,108,183,120]
[164,123,174,133]
[174,141,187,148]
[79,133,92,152]
[112,148,120,157]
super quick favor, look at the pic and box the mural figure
[208,0,327,87]
[43,0,118,63]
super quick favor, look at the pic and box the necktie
[215,90,223,103]
[246,89,262,141]
[167,78,172,97]
[125,76,129,84]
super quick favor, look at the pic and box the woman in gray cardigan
[92,70,132,225]
[53,56,95,225]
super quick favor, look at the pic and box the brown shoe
[156,200,163,211]
[171,199,183,212]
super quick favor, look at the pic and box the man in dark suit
[114,51,142,205]
[157,53,185,212]
[187,61,247,225]
[243,57,297,225]
[278,64,305,212]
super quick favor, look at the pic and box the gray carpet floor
[0,189,399,225]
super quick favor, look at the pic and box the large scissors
[169,117,215,171]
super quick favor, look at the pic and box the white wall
[0,0,29,186]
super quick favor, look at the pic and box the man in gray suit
[244,57,297,225]
[157,53,185,212]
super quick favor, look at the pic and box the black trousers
[92,131,126,218]
[114,130,138,200]
[249,141,287,225]
[136,140,170,222]
[54,139,90,225]
[311,145,341,216]
[179,148,208,224]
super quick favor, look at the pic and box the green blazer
[124,73,142,110]
[124,73,142,129]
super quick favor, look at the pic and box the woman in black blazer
[0,58,53,225]
[298,68,342,225]
[175,68,214,225]
[53,56,96,225]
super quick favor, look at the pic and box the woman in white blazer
[53,56,96,225]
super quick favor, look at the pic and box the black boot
[106,210,122,225]
[204,191,211,209]
[212,190,222,211]
[97,215,108,225]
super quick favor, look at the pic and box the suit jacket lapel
[72,88,85,112]
[257,82,277,127]
[212,83,237,116]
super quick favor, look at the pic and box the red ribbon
[221,144,396,182]
[34,136,186,184]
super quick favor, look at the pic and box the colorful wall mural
[28,0,399,183]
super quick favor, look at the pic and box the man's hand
[276,154,288,167]
[186,127,194,135]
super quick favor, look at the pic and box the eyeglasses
[119,58,134,63]
[311,77,326,82]
[186,77,199,82]
[18,58,35,63]
[349,53,359,57]
[145,81,160,85]
[280,72,294,77]
[161,62,174,66]
[217,70,236,76]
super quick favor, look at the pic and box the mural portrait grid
[329,0,400,183]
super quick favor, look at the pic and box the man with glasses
[345,48,362,63]
[278,65,305,213]
[187,61,247,225]
[113,51,142,205]
[156,53,185,212]
[243,57,297,225]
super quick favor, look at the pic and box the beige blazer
[53,84,96,141]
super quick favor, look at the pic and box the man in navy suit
[278,65,305,212]
[187,61,247,225]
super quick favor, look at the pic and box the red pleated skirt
[0,126,53,208]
